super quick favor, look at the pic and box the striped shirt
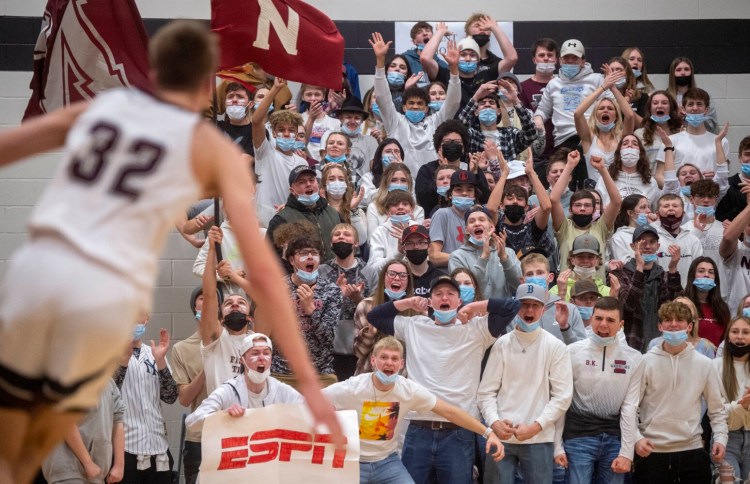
[115,344,178,455]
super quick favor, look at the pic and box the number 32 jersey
[29,88,202,291]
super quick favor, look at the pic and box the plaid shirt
[458,98,538,162]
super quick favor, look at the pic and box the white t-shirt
[656,131,730,174]
[682,219,728,298]
[394,314,495,420]
[634,127,664,177]
[303,113,341,161]
[253,138,307,226]
[723,242,750,315]
[201,329,250,394]
[323,373,436,462]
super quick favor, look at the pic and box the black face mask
[571,213,593,228]
[223,311,248,332]
[405,248,429,265]
[331,241,354,259]
[727,342,750,358]
[473,34,490,47]
[504,204,525,224]
[441,141,463,162]
[675,76,691,87]
[298,100,310,113]
[659,214,682,234]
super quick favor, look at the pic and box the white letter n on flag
[253,0,299,55]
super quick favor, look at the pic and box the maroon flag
[23,0,151,120]
[211,0,345,91]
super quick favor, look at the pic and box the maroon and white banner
[211,0,345,90]
[23,0,151,121]
[200,403,360,483]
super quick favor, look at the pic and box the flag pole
[211,79,224,263]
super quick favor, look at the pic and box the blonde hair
[520,253,549,273]
[587,98,624,141]
[373,336,404,357]
[331,222,359,246]
[269,110,303,131]
[374,163,413,216]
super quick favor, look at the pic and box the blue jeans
[401,425,475,484]
[564,433,623,484]
[486,442,553,484]
[725,429,750,481]
[360,453,414,484]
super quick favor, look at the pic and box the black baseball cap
[450,170,478,188]
[633,224,659,242]
[401,224,430,244]
[288,165,317,186]
[429,275,460,295]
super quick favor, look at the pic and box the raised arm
[434,38,460,122]
[526,150,552,228]
[370,32,400,131]
[485,143,509,216]
[574,71,622,151]
[591,155,622,230]
[551,150,580,231]
[199,227,223,346]
[252,77,284,148]
[720,194,750,259]
[419,22,450,80]
[611,76,635,135]
[480,15,518,72]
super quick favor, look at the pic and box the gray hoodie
[448,244,521,299]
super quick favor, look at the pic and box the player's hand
[485,433,505,462]
[227,403,246,418]
[635,438,655,457]
[611,456,632,473]
[298,382,346,450]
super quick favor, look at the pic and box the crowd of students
[42,14,750,484]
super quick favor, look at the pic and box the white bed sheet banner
[200,403,360,483]
[394,21,514,64]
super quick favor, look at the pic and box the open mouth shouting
[600,113,611,124]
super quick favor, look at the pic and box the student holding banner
[323,336,505,484]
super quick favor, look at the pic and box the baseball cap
[570,280,601,298]
[506,160,527,180]
[633,224,659,242]
[401,224,429,244]
[238,333,273,355]
[429,275,460,295]
[560,39,585,58]
[463,205,493,224]
[571,233,600,255]
[450,169,479,188]
[457,37,480,58]
[516,245,549,260]
[516,283,547,304]
[288,165,317,186]
[498,72,522,94]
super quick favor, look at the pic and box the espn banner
[200,403,360,483]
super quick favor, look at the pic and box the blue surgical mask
[387,72,406,88]
[429,101,444,112]
[680,185,691,196]
[276,136,296,152]
[694,206,716,217]
[662,329,689,346]
[526,277,548,290]
[642,253,658,263]
[741,164,750,177]
[633,69,642,78]
[596,121,615,132]
[133,324,146,340]
[381,153,395,166]
[650,114,670,124]
[326,181,347,197]
[255,102,274,114]
[468,233,485,247]
[416,44,425,52]
[458,61,478,74]
[195,311,202,322]
[636,213,649,226]
[433,309,458,325]
[295,268,319,284]
[297,192,320,206]
[452,196,475,211]
[560,64,581,80]
[577,305,594,321]
[685,113,706,128]
[324,154,347,164]
[478,108,498,125]
[514,315,541,332]
[459,285,475,303]
[389,214,411,225]
[293,140,306,151]
[388,183,408,192]
[384,288,406,300]
[405,110,426,123]
[372,102,381,118]
[590,332,616,347]
[341,124,362,136]
[374,369,400,385]
[436,186,449,197]
[692,277,716,292]
[743,307,750,319]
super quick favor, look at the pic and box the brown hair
[721,317,750,404]
[149,21,218,92]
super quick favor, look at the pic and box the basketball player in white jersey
[0,21,342,483]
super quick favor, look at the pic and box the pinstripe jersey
[117,344,176,455]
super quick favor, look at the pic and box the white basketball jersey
[29,88,202,290]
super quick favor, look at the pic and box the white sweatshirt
[637,343,728,452]
[713,357,750,431]
[478,328,573,444]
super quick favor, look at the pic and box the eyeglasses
[296,249,320,258]
[386,270,409,280]
[403,241,429,250]
[572,203,594,210]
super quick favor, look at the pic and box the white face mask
[573,266,597,278]
[620,148,640,168]
[536,63,556,74]
[226,105,248,121]
[246,365,271,384]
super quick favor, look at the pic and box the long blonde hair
[374,163,413,215]
[721,316,750,403]
[321,163,354,223]
[587,97,624,142]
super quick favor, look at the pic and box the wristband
[558,321,570,332]
[483,427,493,439]
[663,147,675,152]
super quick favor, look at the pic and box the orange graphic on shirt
[359,401,400,441]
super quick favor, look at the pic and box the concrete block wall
[1,0,749,477]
